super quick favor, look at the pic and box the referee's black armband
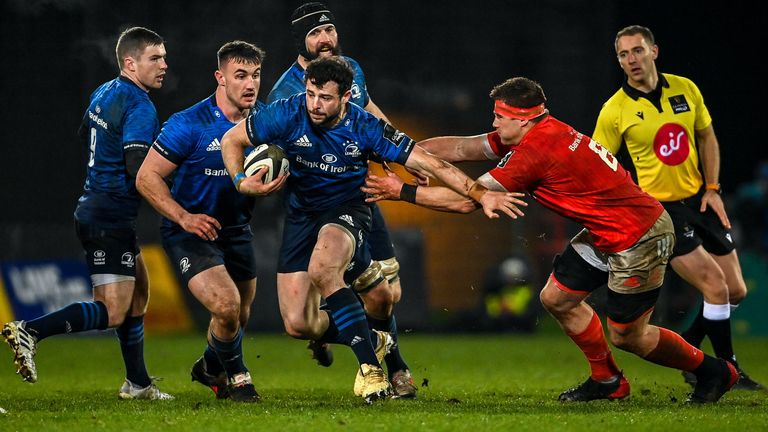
[400,184,418,203]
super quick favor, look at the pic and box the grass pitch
[0,330,766,431]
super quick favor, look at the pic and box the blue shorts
[278,202,372,284]
[162,224,257,287]
[369,203,396,261]
[75,221,139,277]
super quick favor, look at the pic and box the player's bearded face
[220,60,260,111]
[305,80,349,126]
[306,25,341,59]
[132,44,168,91]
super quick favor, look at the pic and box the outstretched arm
[416,134,493,162]
[374,154,527,219]
[220,121,288,197]
[363,168,479,213]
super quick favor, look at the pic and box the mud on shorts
[662,188,736,257]
[162,224,257,287]
[551,211,676,324]
[278,202,373,284]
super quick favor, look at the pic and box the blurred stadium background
[1,0,765,336]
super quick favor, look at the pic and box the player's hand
[478,191,527,219]
[701,189,731,229]
[362,170,405,202]
[179,213,222,241]
[237,166,289,197]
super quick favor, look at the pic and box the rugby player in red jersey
[363,77,738,404]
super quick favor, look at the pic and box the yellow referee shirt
[592,73,712,202]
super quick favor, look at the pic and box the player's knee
[607,326,640,353]
[282,313,311,339]
[211,299,240,326]
[362,282,394,317]
[539,285,566,314]
[728,280,747,304]
[308,261,341,290]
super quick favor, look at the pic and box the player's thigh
[544,230,608,308]
[670,246,727,303]
[188,265,240,315]
[93,280,135,325]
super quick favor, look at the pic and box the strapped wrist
[400,184,418,203]
[233,172,247,191]
[468,181,487,202]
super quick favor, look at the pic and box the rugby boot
[2,321,38,383]
[686,359,739,403]
[191,356,229,399]
[354,330,393,396]
[390,369,417,399]
[118,378,174,400]
[307,340,334,367]
[558,373,630,402]
[358,364,391,404]
[227,372,261,403]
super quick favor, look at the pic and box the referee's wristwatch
[705,183,722,194]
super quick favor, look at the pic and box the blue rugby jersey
[153,96,264,233]
[245,94,414,213]
[75,76,159,228]
[267,56,371,108]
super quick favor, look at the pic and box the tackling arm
[402,146,527,219]
[416,134,491,162]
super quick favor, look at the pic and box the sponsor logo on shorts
[180,257,191,274]
[121,252,134,268]
[94,250,106,265]
[725,233,733,243]
[339,214,354,226]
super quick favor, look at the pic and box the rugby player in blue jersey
[2,27,172,400]
[267,2,417,398]
[136,41,280,403]
[221,56,521,402]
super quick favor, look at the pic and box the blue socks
[210,328,247,378]
[325,287,379,366]
[25,301,109,341]
[116,315,151,387]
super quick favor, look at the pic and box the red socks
[644,327,704,371]
[567,312,622,381]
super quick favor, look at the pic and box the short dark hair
[304,56,353,96]
[217,40,265,69]
[489,77,547,108]
[115,26,164,70]
[614,25,655,52]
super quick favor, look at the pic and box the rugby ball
[243,144,289,183]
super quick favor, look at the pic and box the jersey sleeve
[245,97,295,145]
[348,58,371,107]
[153,113,193,165]
[366,119,415,164]
[122,99,158,153]
[686,78,713,131]
[592,102,623,155]
[484,132,509,159]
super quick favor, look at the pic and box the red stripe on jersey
[488,116,663,253]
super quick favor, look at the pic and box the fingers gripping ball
[244,144,289,183]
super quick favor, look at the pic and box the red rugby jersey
[486,116,663,253]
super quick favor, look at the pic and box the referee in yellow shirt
[592,25,761,390]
